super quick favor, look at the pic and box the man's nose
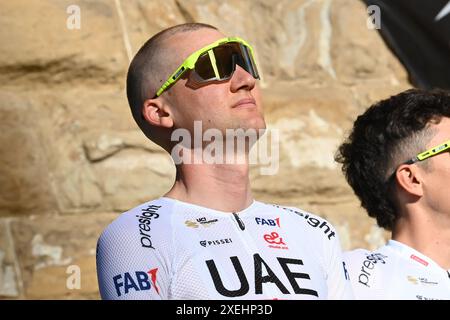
[230,65,256,92]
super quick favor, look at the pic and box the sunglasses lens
[191,42,259,84]
[194,46,235,81]
[213,45,235,79]
[194,53,216,80]
[240,45,259,79]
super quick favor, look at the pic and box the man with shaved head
[96,23,352,300]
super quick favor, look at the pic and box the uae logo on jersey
[205,253,318,298]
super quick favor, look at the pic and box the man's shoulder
[343,248,371,262]
[266,203,325,220]
[264,203,338,241]
[344,247,392,282]
[99,197,176,241]
[343,246,394,298]
[344,246,391,265]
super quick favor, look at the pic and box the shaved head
[126,23,218,142]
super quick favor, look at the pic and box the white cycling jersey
[96,197,353,300]
[344,240,450,300]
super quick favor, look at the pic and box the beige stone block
[331,0,409,84]
[350,82,413,115]
[0,88,174,215]
[0,91,57,216]
[36,88,175,213]
[121,0,185,56]
[11,213,117,299]
[25,256,100,299]
[0,0,128,87]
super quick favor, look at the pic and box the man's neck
[165,162,253,213]
[392,207,450,269]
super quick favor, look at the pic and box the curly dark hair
[335,88,450,230]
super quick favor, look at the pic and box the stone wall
[0,0,411,299]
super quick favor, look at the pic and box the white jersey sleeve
[343,248,388,299]
[344,241,450,300]
[279,206,354,299]
[96,200,173,299]
[324,232,354,299]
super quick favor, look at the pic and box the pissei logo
[199,238,233,247]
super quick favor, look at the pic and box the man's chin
[242,117,266,133]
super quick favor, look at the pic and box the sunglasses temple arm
[404,157,419,165]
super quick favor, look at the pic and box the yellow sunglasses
[154,37,259,98]
[404,139,450,164]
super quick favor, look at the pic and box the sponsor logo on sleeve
[357,253,387,288]
[136,205,161,250]
[274,205,336,240]
[113,267,159,297]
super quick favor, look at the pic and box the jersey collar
[387,240,449,272]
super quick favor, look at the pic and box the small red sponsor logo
[410,254,429,267]
[263,232,288,249]
[275,218,280,227]
[147,267,160,294]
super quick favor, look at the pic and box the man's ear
[395,164,424,197]
[142,98,174,128]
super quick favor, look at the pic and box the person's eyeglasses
[154,37,260,98]
[387,139,450,184]
[403,139,450,164]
